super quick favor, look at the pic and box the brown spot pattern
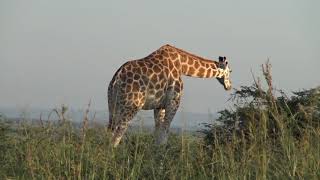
[132,81,139,91]
[188,67,195,75]
[154,65,161,73]
[197,67,205,77]
[187,57,194,65]
[134,74,140,80]
[182,64,188,73]
[206,68,212,78]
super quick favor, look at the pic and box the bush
[202,62,320,145]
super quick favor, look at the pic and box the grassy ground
[0,62,319,179]
[0,118,319,179]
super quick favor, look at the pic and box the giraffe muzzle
[225,85,232,91]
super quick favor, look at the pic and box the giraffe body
[108,44,232,146]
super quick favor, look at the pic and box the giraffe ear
[219,56,224,62]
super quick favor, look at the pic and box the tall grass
[0,62,319,179]
[201,62,320,179]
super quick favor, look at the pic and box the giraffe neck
[167,45,223,78]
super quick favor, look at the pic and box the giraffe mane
[166,44,219,65]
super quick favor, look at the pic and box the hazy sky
[1,0,319,113]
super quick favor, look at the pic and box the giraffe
[107,44,232,147]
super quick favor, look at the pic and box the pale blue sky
[1,0,319,113]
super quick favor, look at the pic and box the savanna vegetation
[0,62,319,179]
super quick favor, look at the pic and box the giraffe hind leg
[107,83,119,132]
[111,107,139,147]
[107,98,118,132]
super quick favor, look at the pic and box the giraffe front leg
[154,108,167,145]
[154,79,183,145]
[154,95,181,145]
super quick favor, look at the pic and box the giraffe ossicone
[107,44,232,147]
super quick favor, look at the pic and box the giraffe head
[216,56,232,91]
